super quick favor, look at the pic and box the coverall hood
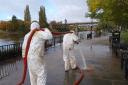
[70,30,75,34]
[30,22,40,31]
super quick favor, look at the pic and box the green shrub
[120,31,128,43]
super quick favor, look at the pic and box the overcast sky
[0,0,91,23]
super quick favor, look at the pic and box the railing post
[60,35,61,43]
[54,37,56,47]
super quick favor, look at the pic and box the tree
[17,20,26,32]
[11,15,19,31]
[39,6,48,28]
[24,5,31,31]
[86,0,103,19]
[86,0,128,29]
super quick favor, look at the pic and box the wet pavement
[0,36,128,85]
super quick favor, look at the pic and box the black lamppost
[64,19,67,31]
[90,25,93,39]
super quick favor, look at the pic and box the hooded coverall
[63,31,79,71]
[22,22,53,85]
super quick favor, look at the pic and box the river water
[0,31,24,46]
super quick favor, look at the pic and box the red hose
[73,66,84,85]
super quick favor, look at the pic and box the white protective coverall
[22,22,53,85]
[63,31,79,71]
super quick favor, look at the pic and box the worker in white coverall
[22,21,53,85]
[63,27,79,72]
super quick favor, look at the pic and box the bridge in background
[50,22,98,32]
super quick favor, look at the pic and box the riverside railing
[0,35,63,79]
[0,43,22,61]
[0,35,63,61]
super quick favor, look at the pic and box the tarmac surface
[0,36,128,85]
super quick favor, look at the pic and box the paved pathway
[0,36,128,85]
